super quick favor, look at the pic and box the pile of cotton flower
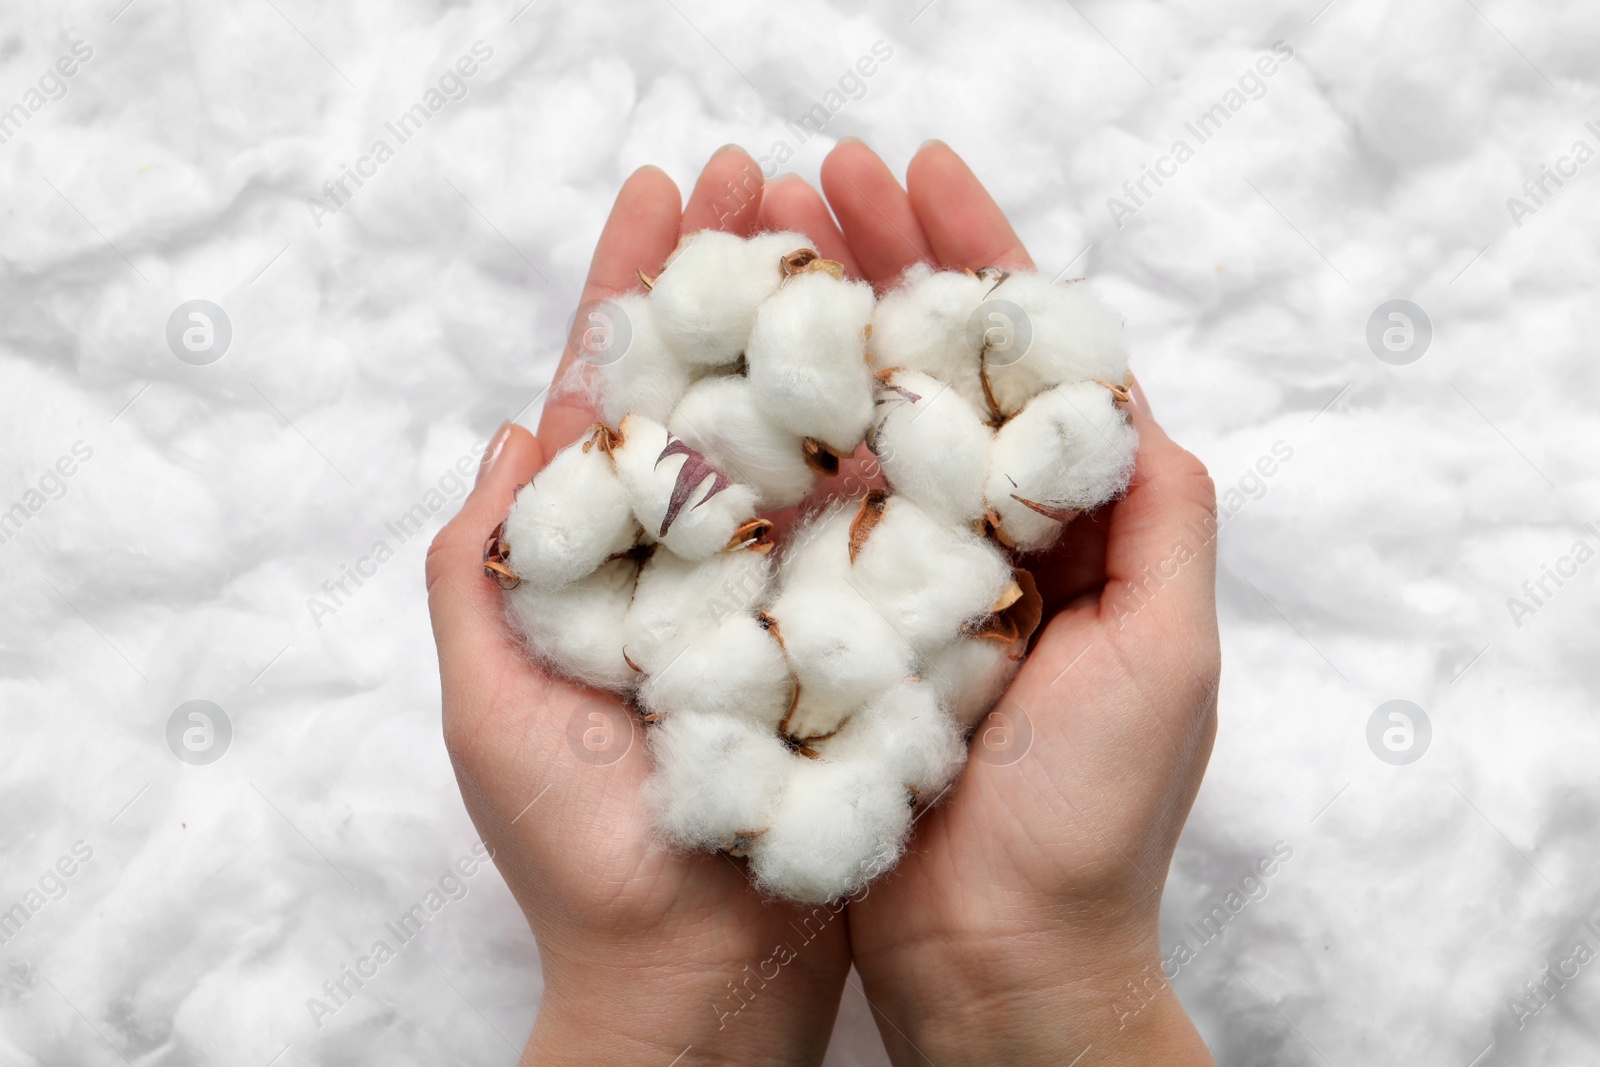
[484,230,1137,904]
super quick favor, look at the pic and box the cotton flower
[869,368,994,526]
[649,230,811,366]
[490,232,1138,903]
[612,413,765,560]
[746,267,877,454]
[985,380,1138,552]
[498,429,639,593]
[668,376,816,509]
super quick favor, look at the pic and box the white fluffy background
[2,0,1596,1063]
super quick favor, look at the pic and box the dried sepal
[848,489,890,563]
[1010,495,1080,525]
[1095,377,1133,405]
[755,610,784,646]
[583,422,624,456]
[727,518,775,553]
[723,828,767,857]
[636,267,656,291]
[482,520,520,589]
[656,437,735,537]
[802,437,843,476]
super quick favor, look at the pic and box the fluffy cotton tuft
[491,233,1141,903]
[650,230,811,366]
[748,757,912,903]
[613,414,763,560]
[986,381,1138,551]
[668,376,816,508]
[645,709,795,852]
[746,269,877,453]
[870,369,995,526]
[499,436,639,593]
[982,273,1130,418]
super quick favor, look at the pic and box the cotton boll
[499,437,639,593]
[589,294,696,425]
[869,264,990,413]
[613,414,763,560]
[668,376,816,508]
[504,557,639,691]
[983,273,1130,418]
[986,381,1138,552]
[850,496,1014,653]
[768,581,916,740]
[749,758,912,904]
[650,230,811,366]
[625,547,772,675]
[925,636,1022,731]
[746,269,877,453]
[637,611,794,728]
[818,679,966,796]
[645,709,795,852]
[870,369,994,526]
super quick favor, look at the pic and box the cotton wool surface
[492,230,1138,903]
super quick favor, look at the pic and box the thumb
[426,422,545,681]
[1098,379,1219,637]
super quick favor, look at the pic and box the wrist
[524,951,844,1067]
[856,927,1214,1067]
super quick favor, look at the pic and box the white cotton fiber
[636,611,793,728]
[870,369,995,526]
[590,293,696,425]
[503,557,640,691]
[650,230,811,366]
[746,269,877,453]
[986,381,1138,552]
[983,273,1130,418]
[613,414,763,559]
[645,709,795,852]
[499,437,639,592]
[848,497,1013,653]
[925,636,1023,731]
[491,230,1142,905]
[818,679,967,796]
[624,546,772,675]
[868,264,990,413]
[767,580,917,741]
[668,376,816,508]
[749,757,913,904]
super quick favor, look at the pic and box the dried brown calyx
[1094,375,1134,405]
[802,437,844,476]
[723,828,767,857]
[781,247,846,282]
[848,489,890,563]
[963,567,1043,653]
[636,267,656,291]
[482,520,520,589]
[727,518,775,553]
[584,422,624,456]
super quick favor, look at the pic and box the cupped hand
[811,140,1221,1065]
[426,147,854,1067]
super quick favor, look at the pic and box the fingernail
[836,135,864,147]
[476,421,513,488]
[1128,376,1152,416]
[918,138,946,152]
[714,142,744,156]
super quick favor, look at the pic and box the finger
[759,174,864,278]
[537,166,682,457]
[819,138,935,289]
[1097,379,1219,633]
[680,144,766,236]
[905,140,1034,272]
[427,422,546,686]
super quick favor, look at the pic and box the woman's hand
[426,148,855,1067]
[814,140,1221,1066]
